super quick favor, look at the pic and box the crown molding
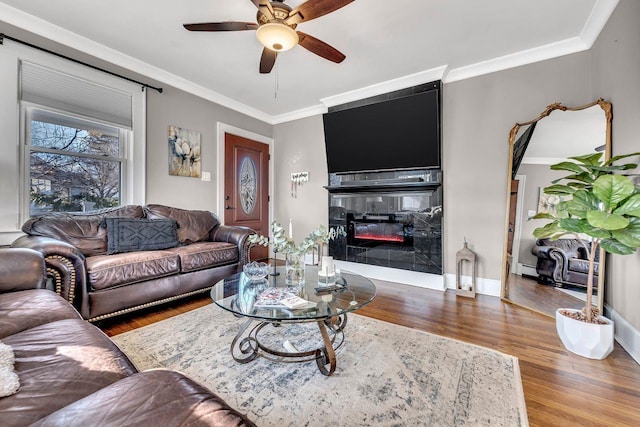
[444,37,590,83]
[581,0,620,47]
[270,103,328,125]
[0,0,619,125]
[320,66,448,108]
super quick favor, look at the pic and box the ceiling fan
[183,0,354,74]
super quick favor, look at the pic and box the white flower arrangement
[248,221,346,258]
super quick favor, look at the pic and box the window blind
[20,61,133,128]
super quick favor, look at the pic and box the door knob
[225,205,235,210]
[225,195,231,200]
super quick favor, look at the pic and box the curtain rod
[0,33,163,93]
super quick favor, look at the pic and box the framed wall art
[168,125,201,178]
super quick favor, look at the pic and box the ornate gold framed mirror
[501,99,612,317]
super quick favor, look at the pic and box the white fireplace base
[334,260,446,291]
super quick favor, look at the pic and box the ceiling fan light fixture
[256,23,298,52]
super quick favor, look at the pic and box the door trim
[511,174,526,275]
[216,123,274,226]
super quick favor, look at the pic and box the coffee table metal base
[230,314,348,376]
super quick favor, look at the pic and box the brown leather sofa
[0,248,255,426]
[532,238,599,288]
[11,204,253,322]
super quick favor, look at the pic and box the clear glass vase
[285,253,305,287]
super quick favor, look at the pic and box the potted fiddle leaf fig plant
[531,151,640,359]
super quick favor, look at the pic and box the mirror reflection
[502,100,611,317]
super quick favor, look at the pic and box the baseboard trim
[605,305,640,365]
[333,261,445,291]
[517,263,537,277]
[330,262,502,297]
[444,274,502,297]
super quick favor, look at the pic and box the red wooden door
[224,133,269,261]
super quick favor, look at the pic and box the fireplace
[326,169,442,274]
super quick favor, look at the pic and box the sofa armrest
[11,235,87,309]
[532,245,569,281]
[0,248,47,292]
[210,225,255,269]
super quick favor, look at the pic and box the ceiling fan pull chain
[274,62,279,99]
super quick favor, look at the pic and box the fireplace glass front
[328,188,442,274]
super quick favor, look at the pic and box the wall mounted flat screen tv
[323,87,441,174]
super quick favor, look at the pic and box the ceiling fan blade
[250,0,275,21]
[286,0,354,25]
[297,31,346,63]
[260,48,278,74]
[183,22,258,32]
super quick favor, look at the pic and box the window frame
[20,102,132,219]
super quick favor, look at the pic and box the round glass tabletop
[211,266,376,322]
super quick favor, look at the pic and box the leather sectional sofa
[0,248,255,426]
[11,204,253,322]
[532,238,599,288]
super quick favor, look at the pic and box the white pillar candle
[289,218,293,238]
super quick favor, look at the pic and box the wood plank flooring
[98,280,640,427]
[505,273,585,318]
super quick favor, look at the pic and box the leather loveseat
[531,238,599,288]
[11,204,253,322]
[0,248,255,426]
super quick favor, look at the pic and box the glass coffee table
[211,266,376,376]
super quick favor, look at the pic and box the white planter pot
[555,308,614,360]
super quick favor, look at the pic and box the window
[27,108,127,215]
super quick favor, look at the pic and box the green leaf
[587,164,636,172]
[564,190,599,218]
[577,222,611,239]
[600,239,637,255]
[558,218,585,233]
[604,151,640,166]
[550,162,585,174]
[529,212,556,220]
[543,184,575,195]
[614,194,640,217]
[611,217,640,248]
[570,153,603,166]
[552,172,594,185]
[593,175,635,208]
[566,182,589,189]
[587,210,630,230]
[533,222,564,239]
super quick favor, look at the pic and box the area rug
[112,305,528,426]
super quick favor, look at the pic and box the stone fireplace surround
[326,168,444,289]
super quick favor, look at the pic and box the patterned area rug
[112,305,528,426]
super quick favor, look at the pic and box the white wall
[145,87,271,212]
[272,115,328,242]
[591,0,640,331]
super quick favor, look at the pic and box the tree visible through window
[28,110,123,215]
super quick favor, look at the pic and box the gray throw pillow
[105,218,179,254]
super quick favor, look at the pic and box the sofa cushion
[0,318,137,426]
[0,290,80,339]
[31,369,257,427]
[21,205,145,256]
[86,251,180,290]
[105,217,179,254]
[145,204,219,244]
[569,258,599,275]
[165,242,239,273]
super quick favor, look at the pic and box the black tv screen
[323,88,440,173]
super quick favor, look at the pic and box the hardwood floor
[98,281,640,427]
[505,273,585,317]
